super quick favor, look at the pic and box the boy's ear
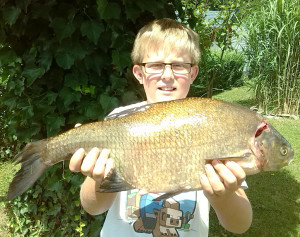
[190,65,199,83]
[132,65,144,84]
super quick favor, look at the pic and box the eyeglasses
[139,62,193,74]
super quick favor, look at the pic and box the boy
[69,18,252,236]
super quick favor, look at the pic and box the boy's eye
[142,62,192,74]
[172,63,186,70]
[147,63,164,69]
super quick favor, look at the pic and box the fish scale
[6,97,294,200]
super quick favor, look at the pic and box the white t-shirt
[100,101,246,237]
[100,190,210,237]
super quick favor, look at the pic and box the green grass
[0,162,19,235]
[0,85,299,236]
[210,86,300,237]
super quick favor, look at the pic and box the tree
[181,0,252,98]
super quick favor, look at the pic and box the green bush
[0,0,180,235]
[189,49,246,97]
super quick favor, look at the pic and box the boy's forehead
[143,47,191,62]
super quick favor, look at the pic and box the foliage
[190,49,245,97]
[0,0,180,235]
[180,0,252,97]
[243,0,300,115]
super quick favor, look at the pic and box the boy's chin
[148,95,184,103]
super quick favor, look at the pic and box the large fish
[7,98,293,200]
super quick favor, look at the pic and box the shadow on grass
[233,98,256,108]
[0,196,6,202]
[209,170,300,237]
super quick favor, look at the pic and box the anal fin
[97,170,133,193]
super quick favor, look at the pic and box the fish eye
[280,146,288,156]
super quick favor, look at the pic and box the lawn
[0,85,299,236]
[210,86,300,237]
[0,161,19,236]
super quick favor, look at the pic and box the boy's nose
[161,65,174,80]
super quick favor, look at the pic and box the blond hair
[131,18,200,65]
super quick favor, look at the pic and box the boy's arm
[200,160,252,234]
[69,148,117,215]
[80,177,117,215]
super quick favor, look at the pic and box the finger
[69,148,85,172]
[92,149,110,182]
[104,158,114,178]
[212,160,238,190]
[200,174,214,196]
[81,147,101,177]
[224,161,246,186]
[205,163,225,195]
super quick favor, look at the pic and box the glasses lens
[143,63,191,74]
[172,63,191,74]
[145,63,164,73]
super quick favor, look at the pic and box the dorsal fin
[104,104,152,120]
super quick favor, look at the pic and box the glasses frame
[139,62,193,74]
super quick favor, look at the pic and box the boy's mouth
[159,87,176,91]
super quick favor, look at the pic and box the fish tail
[6,140,48,201]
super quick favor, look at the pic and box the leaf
[109,72,126,91]
[55,41,89,69]
[45,114,65,137]
[0,47,19,66]
[39,49,53,72]
[51,17,76,41]
[3,6,21,25]
[97,0,108,17]
[48,204,61,216]
[136,1,160,13]
[99,94,119,116]
[59,87,81,107]
[22,66,45,86]
[64,71,88,90]
[122,91,138,104]
[16,0,31,12]
[84,52,108,75]
[124,2,140,21]
[82,100,102,119]
[112,50,131,71]
[44,92,58,105]
[16,125,41,141]
[55,47,75,69]
[3,97,17,110]
[80,20,104,44]
[97,0,121,19]
[6,78,25,96]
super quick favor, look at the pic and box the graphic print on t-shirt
[124,190,197,236]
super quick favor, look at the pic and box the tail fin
[6,140,48,200]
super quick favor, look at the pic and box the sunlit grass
[210,86,300,237]
[0,161,19,236]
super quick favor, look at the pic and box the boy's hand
[69,148,113,184]
[200,160,246,201]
